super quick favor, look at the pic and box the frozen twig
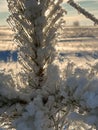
[68,0,98,25]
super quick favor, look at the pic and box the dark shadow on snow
[0,50,18,62]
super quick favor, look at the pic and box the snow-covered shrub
[13,64,63,130]
[60,62,98,129]
[10,61,98,130]
[0,70,33,129]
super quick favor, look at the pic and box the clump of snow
[14,96,53,130]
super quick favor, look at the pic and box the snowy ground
[57,37,98,62]
[56,26,98,69]
[0,26,98,72]
[0,26,17,51]
[0,26,19,73]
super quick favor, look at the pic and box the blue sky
[0,0,98,26]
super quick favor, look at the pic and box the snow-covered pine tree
[5,0,66,130]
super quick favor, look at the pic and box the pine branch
[67,0,98,25]
[7,0,66,88]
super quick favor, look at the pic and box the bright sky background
[0,0,98,26]
[62,0,98,25]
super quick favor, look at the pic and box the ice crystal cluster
[0,0,98,130]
